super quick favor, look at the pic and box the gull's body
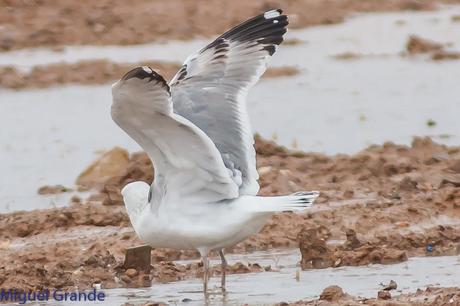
[111,9,319,293]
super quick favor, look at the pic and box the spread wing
[170,9,289,196]
[111,67,239,204]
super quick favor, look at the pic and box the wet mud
[1,137,459,292]
[2,0,456,51]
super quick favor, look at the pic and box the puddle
[1,7,460,212]
[40,250,460,305]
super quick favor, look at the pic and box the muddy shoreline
[2,0,460,52]
[0,60,299,90]
[1,137,459,293]
[284,286,460,305]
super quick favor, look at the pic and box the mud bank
[0,60,299,90]
[1,137,459,291]
[405,35,460,60]
[285,286,460,305]
[0,60,181,90]
[1,0,458,51]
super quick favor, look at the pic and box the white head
[121,181,150,222]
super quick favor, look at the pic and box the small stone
[16,223,32,237]
[383,280,397,291]
[38,184,72,195]
[70,195,81,203]
[399,176,418,191]
[344,228,361,250]
[319,285,344,301]
[378,290,391,300]
[120,275,131,283]
[125,268,138,278]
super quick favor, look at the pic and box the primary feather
[170,9,288,195]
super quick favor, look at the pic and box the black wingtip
[204,9,288,55]
[121,66,170,92]
[122,66,155,81]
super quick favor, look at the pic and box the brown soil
[2,0,459,52]
[282,286,460,305]
[1,137,460,291]
[0,60,181,90]
[405,35,460,60]
[0,60,299,90]
[406,35,444,54]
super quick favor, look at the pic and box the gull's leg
[202,253,210,294]
[219,249,227,292]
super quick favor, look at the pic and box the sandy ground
[1,137,459,293]
[1,0,460,52]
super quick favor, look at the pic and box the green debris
[426,119,436,127]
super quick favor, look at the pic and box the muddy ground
[1,0,460,52]
[0,60,299,90]
[1,1,460,302]
[283,286,460,305]
[1,137,459,294]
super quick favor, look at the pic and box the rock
[70,195,81,203]
[432,51,460,61]
[298,227,333,270]
[228,262,251,274]
[381,249,408,264]
[319,285,344,301]
[123,245,152,272]
[344,229,361,250]
[399,176,418,191]
[125,268,138,278]
[38,184,73,195]
[383,279,398,291]
[378,290,392,300]
[76,147,130,188]
[406,35,443,54]
[16,223,32,237]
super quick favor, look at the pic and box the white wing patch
[264,9,281,19]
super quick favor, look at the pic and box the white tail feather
[248,191,319,212]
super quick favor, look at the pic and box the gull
[111,9,319,293]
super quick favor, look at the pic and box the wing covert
[170,9,289,196]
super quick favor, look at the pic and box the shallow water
[40,250,460,305]
[1,7,460,212]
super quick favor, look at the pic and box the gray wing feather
[170,9,288,195]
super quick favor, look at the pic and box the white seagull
[111,9,319,293]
